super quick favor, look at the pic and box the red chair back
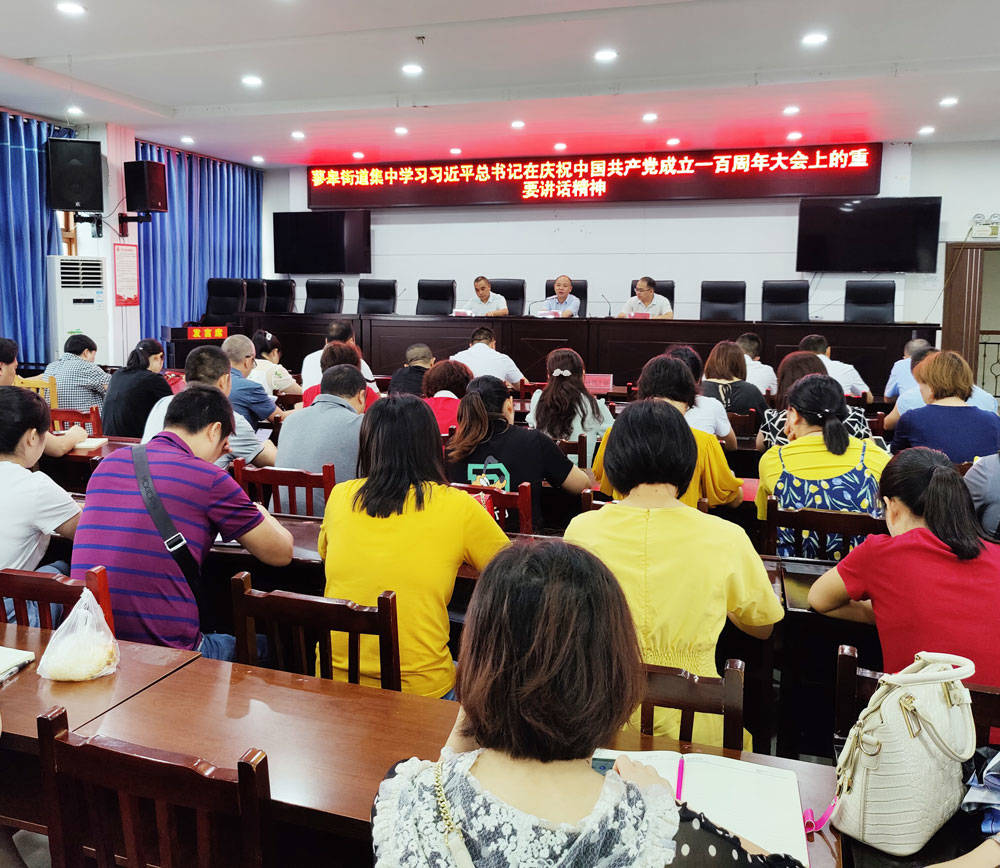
[450,481,532,534]
[231,459,335,517]
[50,406,103,436]
[0,566,113,633]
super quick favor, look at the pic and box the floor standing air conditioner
[46,255,110,364]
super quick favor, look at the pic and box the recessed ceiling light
[241,74,263,88]
[666,137,680,146]
[801,31,828,46]
[180,135,194,145]
[554,142,567,151]
[352,151,365,159]
[939,96,959,107]
[787,130,803,141]
[918,125,935,135]
[642,112,658,123]
[401,63,423,76]
[56,2,86,15]
[510,120,525,129]
[394,126,408,135]
[290,130,305,140]
[251,155,265,164]
[66,105,83,117]
[783,105,800,116]
[594,48,618,63]
[449,147,462,155]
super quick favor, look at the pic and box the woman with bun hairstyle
[102,338,172,437]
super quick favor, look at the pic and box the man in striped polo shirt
[71,386,293,659]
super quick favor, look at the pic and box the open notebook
[592,749,809,866]
[0,646,35,680]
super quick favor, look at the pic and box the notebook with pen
[0,646,36,680]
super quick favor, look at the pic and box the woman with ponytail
[756,374,891,558]
[809,447,1000,682]
[446,375,591,529]
[102,338,172,437]
[248,330,302,397]
[526,348,613,466]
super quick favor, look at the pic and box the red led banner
[307,143,881,209]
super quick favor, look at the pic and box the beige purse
[831,652,977,856]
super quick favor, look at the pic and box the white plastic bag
[37,588,120,681]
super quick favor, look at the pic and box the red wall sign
[186,326,228,340]
[307,143,882,209]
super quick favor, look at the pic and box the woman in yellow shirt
[566,400,783,747]
[592,354,743,509]
[318,395,509,698]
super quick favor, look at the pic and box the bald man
[222,334,286,428]
[540,274,581,317]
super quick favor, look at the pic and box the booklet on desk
[591,749,809,866]
[0,646,36,680]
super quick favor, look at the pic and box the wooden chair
[581,489,708,514]
[231,458,335,517]
[50,406,102,436]
[0,567,113,632]
[763,496,887,559]
[641,659,745,750]
[17,375,58,407]
[835,645,1000,753]
[518,380,546,398]
[727,409,759,437]
[866,411,886,438]
[954,461,973,476]
[230,573,401,690]
[373,375,391,393]
[844,393,870,408]
[450,481,533,534]
[38,706,273,868]
[555,433,589,469]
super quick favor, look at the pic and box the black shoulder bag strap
[132,444,209,625]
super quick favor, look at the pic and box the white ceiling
[2,0,999,167]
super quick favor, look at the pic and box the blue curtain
[135,141,261,338]
[0,113,75,362]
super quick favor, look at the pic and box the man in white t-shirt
[450,327,524,386]
[798,334,871,400]
[663,344,737,450]
[736,332,777,396]
[618,276,673,319]
[460,276,509,317]
[301,320,375,391]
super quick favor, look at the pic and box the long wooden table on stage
[165,315,937,396]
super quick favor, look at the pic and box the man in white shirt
[617,276,673,319]
[539,275,581,317]
[461,276,508,317]
[450,327,525,386]
[301,320,375,390]
[884,338,931,398]
[736,332,777,396]
[798,334,871,400]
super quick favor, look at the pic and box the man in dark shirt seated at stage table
[389,343,435,395]
[43,333,112,413]
[71,386,293,660]
[276,364,366,514]
[222,334,286,429]
[539,274,581,317]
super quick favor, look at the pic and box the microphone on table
[527,298,547,314]
[601,294,615,318]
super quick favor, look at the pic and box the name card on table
[627,312,651,319]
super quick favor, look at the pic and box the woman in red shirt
[808,447,1000,682]
[422,360,472,436]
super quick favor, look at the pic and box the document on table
[72,437,108,450]
[592,749,809,865]
[0,646,36,680]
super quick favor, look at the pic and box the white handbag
[831,651,977,856]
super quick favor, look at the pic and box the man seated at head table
[42,332,112,413]
[389,343,436,395]
[450,327,525,387]
[462,276,508,317]
[797,333,871,401]
[539,274,581,317]
[0,336,87,454]
[617,276,674,319]
[143,345,277,469]
[71,385,293,660]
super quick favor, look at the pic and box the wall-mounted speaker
[47,139,103,212]
[124,160,168,212]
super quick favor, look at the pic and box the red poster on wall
[113,243,140,306]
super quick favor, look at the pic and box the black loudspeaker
[47,139,103,211]
[124,160,168,212]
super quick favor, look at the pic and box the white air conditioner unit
[46,256,110,364]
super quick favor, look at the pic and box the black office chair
[416,280,456,315]
[761,280,809,321]
[844,281,895,323]
[243,279,266,314]
[630,279,675,308]
[201,278,246,326]
[357,279,397,315]
[489,279,526,317]
[304,279,344,314]
[544,279,588,317]
[263,279,295,313]
[700,281,746,321]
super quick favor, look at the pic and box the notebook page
[0,646,36,676]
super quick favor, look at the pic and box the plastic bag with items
[37,588,120,681]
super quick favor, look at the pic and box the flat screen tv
[796,196,941,273]
[272,210,371,274]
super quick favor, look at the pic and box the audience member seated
[540,274,581,317]
[143,346,277,470]
[884,338,931,398]
[276,364,366,513]
[700,340,768,421]
[0,388,81,625]
[423,360,473,435]
[373,540,796,867]
[618,275,673,319]
[735,332,777,395]
[890,351,1000,463]
[450,327,525,386]
[389,343,435,395]
[43,333,111,412]
[809,448,1000,685]
[664,344,737,450]
[72,386,293,659]
[756,374,890,558]
[0,337,86,454]
[756,351,871,450]
[567,402,782,745]
[447,375,591,529]
[248,329,302,397]
[797,334,870,399]
[965,453,1000,536]
[461,275,508,317]
[101,339,172,438]
[301,340,379,409]
[526,348,613,465]
[221,334,283,429]
[592,356,743,510]
[301,319,375,391]
[319,395,508,697]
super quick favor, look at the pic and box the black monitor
[272,210,371,274]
